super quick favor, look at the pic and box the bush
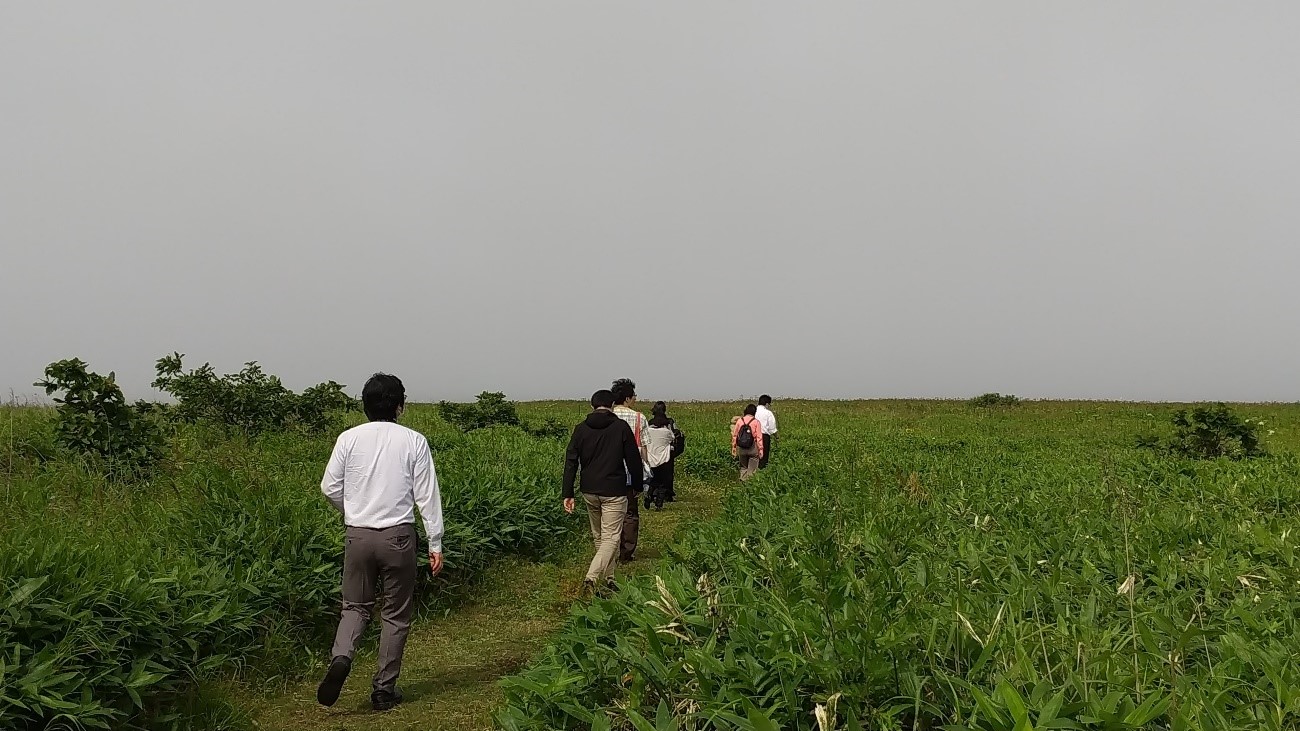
[151,353,358,435]
[1164,404,1265,460]
[33,358,165,477]
[0,417,575,730]
[439,391,521,432]
[968,392,1021,408]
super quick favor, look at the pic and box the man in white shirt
[316,373,444,712]
[756,394,778,469]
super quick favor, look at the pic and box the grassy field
[4,399,1300,730]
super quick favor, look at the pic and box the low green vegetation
[499,401,1300,731]
[2,360,574,730]
[6,387,1299,731]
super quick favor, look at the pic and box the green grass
[498,400,1300,731]
[6,399,1300,730]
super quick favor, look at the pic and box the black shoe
[581,579,597,598]
[644,494,652,510]
[372,687,403,711]
[666,494,676,502]
[316,656,351,707]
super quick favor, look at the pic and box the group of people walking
[312,372,775,711]
[731,394,779,480]
[562,378,684,595]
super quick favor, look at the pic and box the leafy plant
[439,391,521,432]
[1139,404,1266,460]
[33,358,164,477]
[0,406,574,730]
[1167,404,1265,460]
[968,392,1021,408]
[151,353,357,435]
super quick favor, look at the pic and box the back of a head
[743,403,758,417]
[758,394,772,406]
[650,401,670,427]
[362,373,405,422]
[590,389,616,410]
[610,378,636,405]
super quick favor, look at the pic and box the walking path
[240,474,727,731]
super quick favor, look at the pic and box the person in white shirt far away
[316,373,444,713]
[756,394,779,469]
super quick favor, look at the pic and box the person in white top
[756,394,778,469]
[317,373,443,712]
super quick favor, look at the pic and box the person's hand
[563,498,575,514]
[428,552,443,576]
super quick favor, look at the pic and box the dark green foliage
[0,409,574,730]
[151,353,357,435]
[968,392,1021,408]
[33,358,165,477]
[1167,404,1265,460]
[500,404,1300,731]
[438,391,521,432]
[522,417,570,440]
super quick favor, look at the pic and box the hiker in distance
[563,389,644,595]
[756,394,778,469]
[610,378,651,562]
[317,373,444,712]
[644,401,683,509]
[731,403,765,481]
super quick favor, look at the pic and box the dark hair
[758,394,772,406]
[743,403,758,416]
[362,373,406,421]
[611,378,637,405]
[590,389,616,409]
[650,401,670,427]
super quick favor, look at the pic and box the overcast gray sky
[2,2,1297,403]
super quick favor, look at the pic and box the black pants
[620,485,640,561]
[648,458,676,507]
[760,434,773,469]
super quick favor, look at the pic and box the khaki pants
[738,446,760,480]
[584,494,627,582]
[330,524,417,693]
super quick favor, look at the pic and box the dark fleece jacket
[562,408,643,498]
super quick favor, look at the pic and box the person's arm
[730,418,739,455]
[637,414,649,462]
[412,439,445,574]
[623,422,644,495]
[755,419,765,459]
[771,411,778,438]
[320,435,347,514]
[562,426,581,508]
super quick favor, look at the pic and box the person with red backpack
[731,403,765,480]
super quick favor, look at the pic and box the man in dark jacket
[563,389,644,593]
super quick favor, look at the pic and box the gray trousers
[330,523,417,693]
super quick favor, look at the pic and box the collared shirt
[321,421,445,553]
[612,405,650,452]
[755,404,778,435]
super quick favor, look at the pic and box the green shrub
[1139,404,1266,460]
[33,358,165,477]
[0,407,576,730]
[968,392,1021,408]
[151,353,358,435]
[1168,404,1265,459]
[439,391,521,432]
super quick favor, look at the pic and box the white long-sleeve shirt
[755,405,778,436]
[320,421,445,553]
